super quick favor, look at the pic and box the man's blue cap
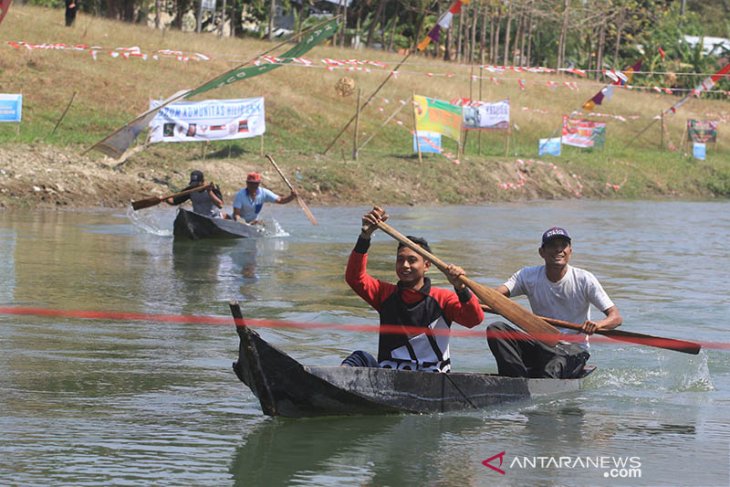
[542,227,571,245]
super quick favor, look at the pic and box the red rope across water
[0,306,724,350]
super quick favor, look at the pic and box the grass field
[1,4,729,206]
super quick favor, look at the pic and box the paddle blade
[131,195,162,211]
[296,197,318,225]
[464,277,561,347]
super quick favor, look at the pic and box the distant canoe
[173,208,264,240]
[229,302,593,418]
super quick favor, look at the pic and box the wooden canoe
[230,303,594,418]
[173,208,264,240]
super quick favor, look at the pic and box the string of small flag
[6,40,730,97]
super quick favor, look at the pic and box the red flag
[0,0,12,26]
[658,47,666,60]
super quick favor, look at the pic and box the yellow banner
[413,95,462,142]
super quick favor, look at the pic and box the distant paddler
[165,170,230,219]
[231,172,297,225]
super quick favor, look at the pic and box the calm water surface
[1,201,729,486]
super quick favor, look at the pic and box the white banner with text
[148,97,265,143]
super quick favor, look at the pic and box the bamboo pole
[412,92,422,162]
[50,91,77,137]
[356,102,406,153]
[353,88,361,161]
[323,51,412,155]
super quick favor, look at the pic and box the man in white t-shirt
[486,226,622,378]
[232,172,297,224]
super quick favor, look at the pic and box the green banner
[687,119,718,143]
[187,20,339,98]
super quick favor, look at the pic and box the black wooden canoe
[173,208,264,240]
[230,302,594,418]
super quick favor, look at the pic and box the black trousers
[486,321,590,379]
[341,350,379,368]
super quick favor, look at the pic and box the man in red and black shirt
[343,207,484,372]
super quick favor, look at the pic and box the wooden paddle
[265,154,318,226]
[480,305,701,355]
[375,221,562,347]
[131,183,211,211]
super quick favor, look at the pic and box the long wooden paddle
[480,305,701,355]
[131,183,211,211]
[265,154,318,226]
[375,221,562,347]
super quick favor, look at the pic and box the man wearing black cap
[341,206,484,372]
[486,226,622,378]
[166,170,229,219]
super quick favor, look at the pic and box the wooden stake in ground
[50,91,77,137]
[352,88,361,161]
[412,92,422,163]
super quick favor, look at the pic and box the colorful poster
[463,99,510,130]
[561,116,606,148]
[687,120,718,143]
[413,131,442,154]
[0,94,22,122]
[413,95,462,142]
[538,137,561,156]
[148,97,265,143]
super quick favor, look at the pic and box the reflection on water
[231,415,488,487]
[0,229,15,304]
[1,201,730,486]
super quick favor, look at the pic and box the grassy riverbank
[1,5,729,209]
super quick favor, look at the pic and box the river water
[1,201,728,486]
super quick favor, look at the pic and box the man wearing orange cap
[231,172,297,224]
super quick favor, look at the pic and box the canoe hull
[173,208,262,240]
[230,303,591,418]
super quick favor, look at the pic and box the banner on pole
[687,119,718,143]
[413,95,462,142]
[561,116,606,148]
[463,99,510,130]
[149,97,265,143]
[538,137,561,156]
[186,19,338,98]
[0,94,22,122]
[413,131,442,154]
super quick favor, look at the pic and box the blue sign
[0,94,22,123]
[692,142,706,161]
[538,137,561,157]
[413,131,442,154]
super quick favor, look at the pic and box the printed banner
[687,119,718,143]
[538,137,561,156]
[413,131,442,153]
[186,19,338,98]
[561,116,606,148]
[413,95,462,142]
[463,99,510,130]
[0,94,22,122]
[149,97,265,143]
